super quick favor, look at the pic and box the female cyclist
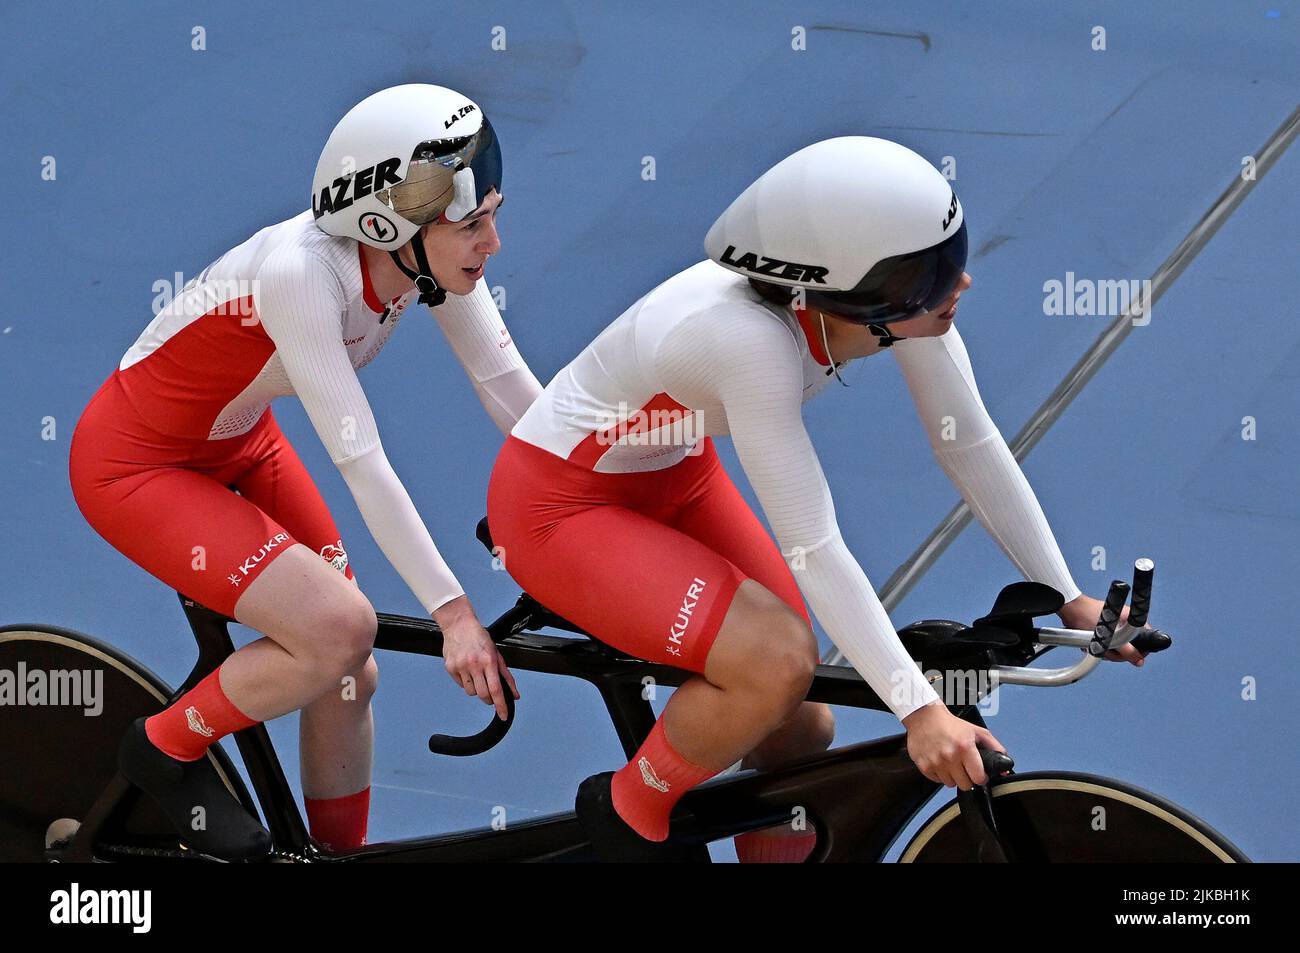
[487,137,1149,862]
[69,84,535,859]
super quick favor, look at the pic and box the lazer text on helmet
[718,246,829,284]
[444,104,476,129]
[312,158,403,221]
[942,191,958,231]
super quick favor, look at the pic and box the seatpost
[175,594,240,696]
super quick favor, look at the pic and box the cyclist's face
[818,272,972,358]
[415,190,503,296]
[886,271,972,338]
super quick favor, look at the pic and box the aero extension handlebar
[987,560,1170,687]
[428,544,1169,757]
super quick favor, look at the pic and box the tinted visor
[805,220,967,325]
[382,116,503,225]
[458,115,502,212]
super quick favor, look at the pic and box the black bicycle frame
[128,594,979,862]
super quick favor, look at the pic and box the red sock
[735,826,818,863]
[144,667,257,761]
[305,787,371,851]
[610,719,718,842]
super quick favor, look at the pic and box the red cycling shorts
[68,370,354,620]
[486,435,810,673]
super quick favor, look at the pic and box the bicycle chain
[94,842,312,863]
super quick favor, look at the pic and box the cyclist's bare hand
[433,596,519,719]
[901,703,1003,790]
[1059,594,1147,666]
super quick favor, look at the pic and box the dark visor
[805,220,968,325]
[406,116,503,219]
[461,116,502,209]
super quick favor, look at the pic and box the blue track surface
[2,1,1296,860]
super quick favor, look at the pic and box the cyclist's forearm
[789,534,941,721]
[934,433,1081,603]
[336,444,465,614]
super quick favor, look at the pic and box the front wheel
[899,771,1248,862]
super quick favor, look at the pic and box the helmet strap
[817,310,849,387]
[388,227,447,308]
[867,323,904,349]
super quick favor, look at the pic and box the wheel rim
[900,772,1246,863]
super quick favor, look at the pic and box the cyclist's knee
[761,621,818,712]
[710,581,816,707]
[336,596,379,671]
[353,653,380,702]
[306,593,378,678]
[324,652,381,704]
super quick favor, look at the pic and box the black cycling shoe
[575,772,698,863]
[118,717,271,861]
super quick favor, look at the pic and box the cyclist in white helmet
[487,137,1150,861]
[70,84,536,858]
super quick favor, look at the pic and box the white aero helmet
[705,136,966,327]
[312,84,502,305]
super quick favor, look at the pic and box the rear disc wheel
[0,625,250,862]
[900,771,1247,862]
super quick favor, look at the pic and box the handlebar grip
[1129,558,1154,628]
[981,748,1014,779]
[1089,580,1131,657]
[429,690,516,757]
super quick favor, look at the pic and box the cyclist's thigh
[668,443,810,626]
[232,542,374,656]
[230,409,355,585]
[72,458,310,621]
[668,444,824,706]
[69,386,362,639]
[495,500,746,673]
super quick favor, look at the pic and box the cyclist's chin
[889,304,961,338]
[435,270,480,297]
[888,312,955,339]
